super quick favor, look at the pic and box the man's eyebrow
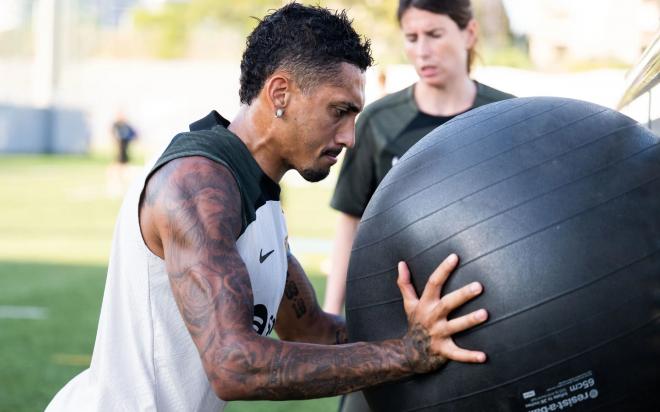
[336,102,362,113]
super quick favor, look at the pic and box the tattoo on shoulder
[158,157,242,244]
[143,163,175,206]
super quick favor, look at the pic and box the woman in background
[326,1,514,409]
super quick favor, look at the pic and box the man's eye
[335,108,347,117]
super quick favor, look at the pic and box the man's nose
[336,124,356,149]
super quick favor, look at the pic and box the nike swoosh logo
[259,249,275,264]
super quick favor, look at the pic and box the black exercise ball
[345,97,660,412]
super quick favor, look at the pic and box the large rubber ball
[345,97,659,411]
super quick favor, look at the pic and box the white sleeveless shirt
[47,113,289,411]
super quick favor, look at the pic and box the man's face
[282,63,365,182]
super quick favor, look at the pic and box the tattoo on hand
[403,322,445,374]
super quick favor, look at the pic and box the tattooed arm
[276,253,348,344]
[139,156,488,401]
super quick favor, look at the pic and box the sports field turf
[0,155,339,412]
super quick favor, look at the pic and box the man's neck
[229,105,286,182]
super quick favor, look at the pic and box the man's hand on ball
[397,253,488,373]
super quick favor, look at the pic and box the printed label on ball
[522,370,599,411]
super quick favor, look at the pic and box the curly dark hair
[239,3,373,105]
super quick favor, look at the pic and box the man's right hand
[397,254,488,374]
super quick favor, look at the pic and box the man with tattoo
[47,4,488,411]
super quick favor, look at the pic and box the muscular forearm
[277,254,348,344]
[207,332,419,400]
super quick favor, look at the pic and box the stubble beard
[299,167,330,182]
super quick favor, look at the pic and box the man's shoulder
[173,124,235,143]
[164,126,244,164]
[151,126,247,192]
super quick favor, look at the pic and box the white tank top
[47,113,289,411]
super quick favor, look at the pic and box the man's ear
[265,72,292,112]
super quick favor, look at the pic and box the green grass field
[0,155,340,412]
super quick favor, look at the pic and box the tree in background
[473,0,531,67]
[133,0,412,64]
[131,0,528,67]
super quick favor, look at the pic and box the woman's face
[400,7,476,88]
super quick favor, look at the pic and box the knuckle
[460,290,476,304]
[429,276,443,288]
[439,294,458,310]
[462,284,476,296]
[435,300,448,314]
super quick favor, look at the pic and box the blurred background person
[325,0,514,316]
[111,111,138,165]
[107,111,139,197]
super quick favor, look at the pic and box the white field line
[0,305,48,320]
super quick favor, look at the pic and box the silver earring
[275,108,284,118]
